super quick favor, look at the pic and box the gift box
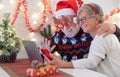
[26,65,59,77]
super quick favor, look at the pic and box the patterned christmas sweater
[51,29,93,62]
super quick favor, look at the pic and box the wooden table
[0,59,72,77]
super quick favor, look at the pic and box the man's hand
[43,54,63,68]
[96,23,116,37]
[40,38,56,52]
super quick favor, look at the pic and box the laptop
[22,40,44,64]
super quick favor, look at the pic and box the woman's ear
[95,14,100,23]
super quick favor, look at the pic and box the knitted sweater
[51,29,93,62]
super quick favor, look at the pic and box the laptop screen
[22,40,44,64]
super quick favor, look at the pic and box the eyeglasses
[77,16,96,24]
[53,15,76,29]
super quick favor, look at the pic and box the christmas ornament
[10,0,53,32]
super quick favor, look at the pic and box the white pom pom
[73,17,78,24]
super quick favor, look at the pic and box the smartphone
[40,48,53,60]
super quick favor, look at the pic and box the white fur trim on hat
[55,8,75,18]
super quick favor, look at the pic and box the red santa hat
[55,0,83,18]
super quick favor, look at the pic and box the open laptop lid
[23,40,44,64]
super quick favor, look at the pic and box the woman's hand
[96,23,116,37]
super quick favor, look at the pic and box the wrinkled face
[55,15,80,38]
[77,10,99,35]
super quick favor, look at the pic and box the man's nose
[63,25,70,30]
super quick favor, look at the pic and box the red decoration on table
[26,65,58,77]
[0,59,72,77]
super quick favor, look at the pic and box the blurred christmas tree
[0,13,21,63]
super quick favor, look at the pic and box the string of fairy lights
[0,0,56,42]
[0,0,120,38]
[0,0,55,31]
[10,0,53,32]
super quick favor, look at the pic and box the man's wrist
[114,24,117,33]
[114,24,120,36]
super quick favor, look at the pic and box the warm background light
[9,0,16,4]
[0,4,3,10]
[0,0,119,59]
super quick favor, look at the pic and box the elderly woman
[45,3,120,77]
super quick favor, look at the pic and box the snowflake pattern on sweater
[51,29,93,62]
